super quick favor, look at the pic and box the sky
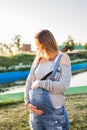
[0,0,87,50]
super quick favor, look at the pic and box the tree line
[0,35,87,55]
[0,35,22,54]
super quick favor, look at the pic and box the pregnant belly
[29,88,46,107]
[29,88,54,112]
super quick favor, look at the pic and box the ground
[0,94,87,130]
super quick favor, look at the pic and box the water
[1,71,87,95]
[70,71,87,87]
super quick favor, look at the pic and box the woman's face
[35,38,45,55]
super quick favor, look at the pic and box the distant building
[22,44,31,52]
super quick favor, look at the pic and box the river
[1,71,87,95]
[70,71,87,87]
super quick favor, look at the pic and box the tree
[12,35,22,52]
[0,42,4,53]
[63,36,75,51]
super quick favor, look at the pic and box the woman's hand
[31,80,39,89]
[26,103,44,115]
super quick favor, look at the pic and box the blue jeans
[29,88,69,130]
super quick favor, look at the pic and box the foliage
[78,50,87,59]
[63,36,75,51]
[84,43,87,49]
[0,53,35,72]
[12,35,22,52]
[0,42,13,54]
[68,50,87,60]
[0,51,87,72]
[0,35,23,54]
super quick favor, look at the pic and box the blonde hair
[35,29,58,54]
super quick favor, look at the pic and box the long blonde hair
[35,29,58,54]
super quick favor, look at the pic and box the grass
[65,86,87,95]
[0,53,35,72]
[66,94,87,130]
[0,86,87,106]
[0,94,87,130]
[0,86,87,129]
[0,92,24,107]
[0,53,35,67]
[0,51,87,72]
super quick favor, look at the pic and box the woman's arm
[24,72,32,106]
[24,56,37,105]
[24,56,44,115]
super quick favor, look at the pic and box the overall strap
[50,54,63,80]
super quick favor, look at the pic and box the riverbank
[0,94,87,130]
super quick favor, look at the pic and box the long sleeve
[24,71,33,104]
[38,64,71,94]
[24,56,38,104]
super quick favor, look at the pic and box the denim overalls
[29,54,70,130]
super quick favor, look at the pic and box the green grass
[0,53,35,72]
[0,86,87,107]
[65,86,87,95]
[0,53,35,66]
[0,92,24,102]
[0,92,24,106]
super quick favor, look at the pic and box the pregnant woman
[24,29,71,130]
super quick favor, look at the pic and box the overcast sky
[0,0,87,50]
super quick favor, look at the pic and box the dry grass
[0,94,87,130]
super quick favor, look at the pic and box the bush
[78,50,87,59]
[68,50,87,60]
[0,53,35,72]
